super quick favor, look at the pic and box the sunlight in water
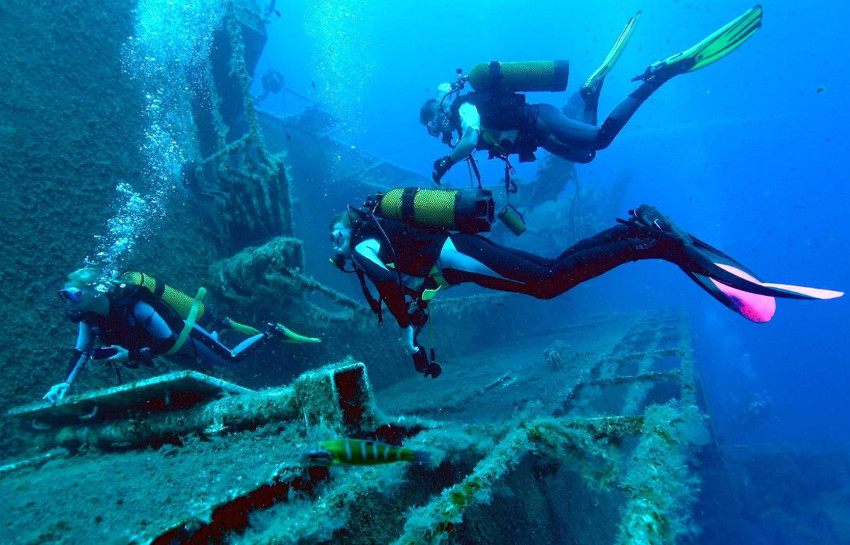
[303,0,376,145]
[87,0,225,276]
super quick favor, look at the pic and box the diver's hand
[398,326,419,355]
[432,155,455,184]
[43,382,70,405]
[105,345,129,364]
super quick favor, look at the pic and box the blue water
[254,0,849,444]
[247,0,849,540]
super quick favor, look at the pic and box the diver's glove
[398,326,419,355]
[106,345,131,365]
[432,155,455,184]
[43,382,70,405]
[411,343,442,378]
[409,301,429,328]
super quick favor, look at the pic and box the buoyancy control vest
[112,271,207,354]
[449,92,538,157]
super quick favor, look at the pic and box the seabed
[2,308,712,544]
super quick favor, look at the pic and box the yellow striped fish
[300,438,430,466]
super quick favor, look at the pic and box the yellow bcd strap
[166,287,207,355]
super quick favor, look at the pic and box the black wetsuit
[348,214,676,329]
[64,286,269,380]
[449,73,668,164]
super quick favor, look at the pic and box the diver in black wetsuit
[44,269,320,404]
[422,6,764,183]
[330,201,841,378]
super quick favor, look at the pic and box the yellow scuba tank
[369,187,495,234]
[468,60,570,93]
[116,271,205,322]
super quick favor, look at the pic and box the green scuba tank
[369,187,495,234]
[116,271,206,322]
[468,60,570,93]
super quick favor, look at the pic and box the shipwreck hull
[3,309,715,544]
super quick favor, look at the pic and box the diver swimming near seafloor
[329,187,841,378]
[44,269,321,404]
[421,5,764,184]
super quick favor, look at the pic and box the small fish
[311,80,316,91]
[301,438,430,466]
[275,10,281,17]
[285,131,292,140]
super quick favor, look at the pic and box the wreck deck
[377,308,705,423]
[0,309,712,544]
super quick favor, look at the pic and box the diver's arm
[128,301,177,360]
[103,301,178,367]
[45,323,94,403]
[64,322,94,384]
[449,103,480,162]
[432,103,480,183]
[350,238,412,328]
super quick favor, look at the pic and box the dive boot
[626,204,692,246]
[582,11,641,97]
[632,5,763,83]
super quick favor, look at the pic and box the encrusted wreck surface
[0,3,723,543]
[1,309,713,544]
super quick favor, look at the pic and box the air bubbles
[88,1,225,274]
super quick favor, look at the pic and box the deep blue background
[254,0,849,446]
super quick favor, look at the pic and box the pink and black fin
[681,236,843,323]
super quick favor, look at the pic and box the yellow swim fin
[273,323,321,344]
[583,11,641,93]
[634,5,763,82]
[223,317,262,336]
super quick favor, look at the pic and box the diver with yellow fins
[422,5,764,183]
[330,187,841,378]
[44,269,320,404]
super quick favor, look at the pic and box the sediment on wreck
[2,309,714,544]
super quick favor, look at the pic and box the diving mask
[330,226,350,252]
[58,288,84,304]
[426,115,452,139]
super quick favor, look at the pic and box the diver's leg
[438,227,665,299]
[561,92,586,122]
[562,88,602,127]
[546,78,676,153]
[438,234,555,295]
[597,5,763,149]
[594,81,662,149]
[187,324,268,365]
[535,104,598,163]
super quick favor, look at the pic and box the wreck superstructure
[1,1,731,544]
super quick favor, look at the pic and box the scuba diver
[254,68,285,106]
[44,269,321,404]
[422,5,763,184]
[330,187,841,378]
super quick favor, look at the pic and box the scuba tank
[115,271,205,322]
[467,60,570,93]
[365,187,495,234]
